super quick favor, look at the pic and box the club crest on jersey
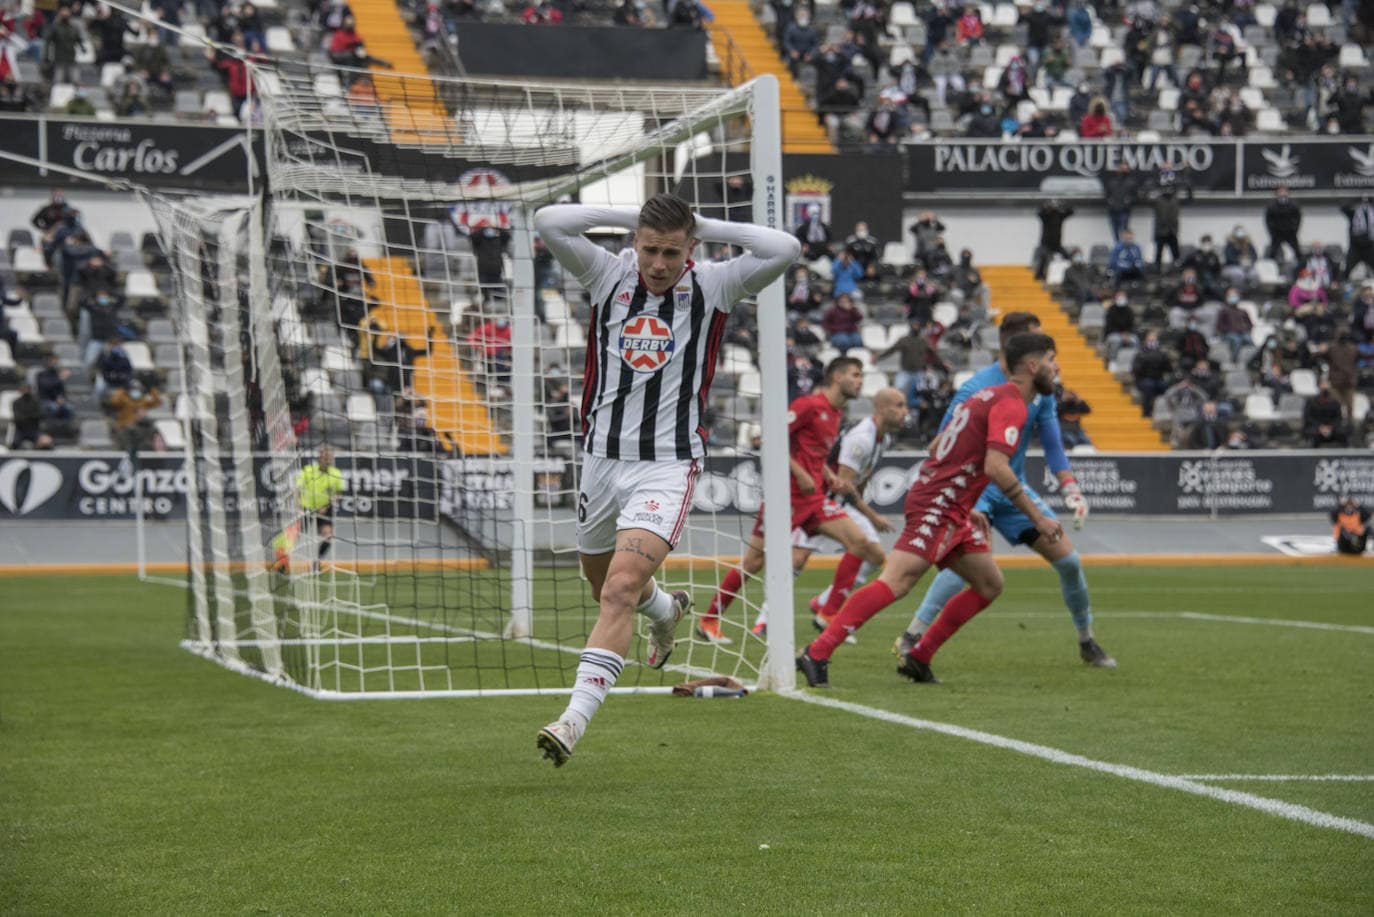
[675,284,692,309]
[620,315,675,373]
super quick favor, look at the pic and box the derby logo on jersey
[620,316,675,372]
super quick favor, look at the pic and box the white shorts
[577,454,701,555]
[793,504,881,552]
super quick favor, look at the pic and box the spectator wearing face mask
[1131,330,1173,418]
[1214,288,1253,364]
[79,289,128,368]
[951,248,989,314]
[820,292,864,352]
[1109,229,1146,286]
[1079,98,1114,138]
[795,204,832,261]
[1101,162,1137,241]
[1264,185,1303,262]
[1061,248,1107,305]
[8,384,53,450]
[782,9,819,76]
[1147,173,1192,270]
[35,353,74,422]
[96,339,134,400]
[1303,382,1348,448]
[1188,400,1228,450]
[1182,234,1224,299]
[1287,269,1328,311]
[903,269,940,324]
[1166,267,1204,328]
[1222,225,1260,290]
[1103,290,1139,361]
[907,211,945,266]
[843,222,880,277]
[108,381,164,452]
[1299,240,1342,294]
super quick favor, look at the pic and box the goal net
[160,64,798,698]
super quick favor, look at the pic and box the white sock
[1077,625,1094,642]
[754,603,768,628]
[635,579,675,625]
[562,648,623,732]
[816,584,832,606]
[856,559,876,582]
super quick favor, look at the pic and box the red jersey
[908,382,1027,520]
[787,391,843,502]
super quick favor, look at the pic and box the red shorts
[894,495,989,569]
[751,496,848,540]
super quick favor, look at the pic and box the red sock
[912,588,992,664]
[809,580,896,661]
[705,567,744,621]
[821,552,864,618]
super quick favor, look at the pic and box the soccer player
[797,332,1064,688]
[804,386,907,631]
[297,446,346,568]
[533,194,800,766]
[893,312,1115,668]
[699,356,876,643]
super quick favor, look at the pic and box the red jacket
[1079,112,1113,138]
[329,27,364,54]
[216,56,250,97]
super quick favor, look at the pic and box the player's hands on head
[1062,480,1089,531]
[971,510,991,540]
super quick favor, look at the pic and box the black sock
[318,540,331,559]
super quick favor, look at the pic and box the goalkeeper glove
[1061,478,1088,530]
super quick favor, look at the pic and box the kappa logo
[0,459,63,516]
[620,315,675,373]
[1350,145,1374,178]
[644,499,660,512]
[1261,145,1300,178]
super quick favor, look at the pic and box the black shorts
[307,507,334,532]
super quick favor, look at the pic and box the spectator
[1146,22,1179,91]
[95,339,134,399]
[925,236,955,280]
[878,318,947,410]
[956,4,984,44]
[1188,400,1228,449]
[90,4,139,66]
[1182,234,1224,298]
[1215,288,1253,363]
[912,370,953,442]
[149,0,181,48]
[108,382,164,452]
[782,9,819,76]
[31,189,76,239]
[613,0,648,26]
[35,353,73,422]
[1067,81,1093,127]
[1354,284,1374,343]
[1062,249,1107,304]
[0,299,18,356]
[1132,330,1173,417]
[1303,382,1348,447]
[1079,98,1114,138]
[237,2,266,51]
[1264,185,1303,262]
[468,221,511,298]
[786,348,823,402]
[1104,290,1139,361]
[1189,358,1224,402]
[843,221,880,277]
[1287,269,1328,310]
[1222,225,1260,290]
[667,0,709,29]
[133,40,175,102]
[113,74,147,117]
[1163,373,1208,447]
[830,248,864,298]
[1300,240,1342,293]
[1330,495,1371,556]
[1017,108,1056,139]
[72,250,118,321]
[1020,0,1059,71]
[1147,180,1192,270]
[542,380,574,454]
[951,248,989,314]
[817,74,863,142]
[927,41,966,108]
[786,265,823,315]
[80,289,127,367]
[866,89,908,145]
[521,0,564,23]
[8,383,52,450]
[820,292,864,352]
[1057,386,1092,449]
[1033,199,1074,280]
[1102,162,1137,241]
[1166,267,1205,327]
[1340,195,1374,281]
[1109,229,1146,286]
[790,314,823,351]
[794,204,832,262]
[903,268,940,324]
[908,210,944,265]
[42,6,84,85]
[1067,1,1092,46]
[465,315,512,380]
[1327,331,1360,421]
[997,54,1031,106]
[1297,297,1338,363]
[1328,74,1373,135]
[1041,37,1073,89]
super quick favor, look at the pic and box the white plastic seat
[301,367,334,395]
[1289,368,1319,397]
[553,323,585,348]
[1338,44,1368,68]
[0,389,19,422]
[880,241,909,268]
[1305,3,1331,27]
[346,393,377,423]
[861,370,888,397]
[203,91,233,117]
[48,83,75,110]
[932,302,958,328]
[995,43,1020,67]
[155,419,185,449]
[1157,88,1179,111]
[1255,3,1277,27]
[8,314,42,343]
[1255,259,1283,286]
[0,340,14,371]
[1354,392,1371,423]
[124,270,161,300]
[737,370,762,399]
[992,4,1018,27]
[1245,392,1278,421]
[1255,108,1286,132]
[313,73,343,98]
[861,323,889,350]
[265,26,295,53]
[1248,67,1277,89]
[322,345,357,374]
[889,1,918,27]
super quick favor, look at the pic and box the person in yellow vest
[1331,495,1371,557]
[297,446,346,565]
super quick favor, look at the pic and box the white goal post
[154,63,798,697]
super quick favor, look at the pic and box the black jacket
[1265,199,1302,236]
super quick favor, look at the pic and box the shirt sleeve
[937,372,984,432]
[532,204,637,290]
[838,424,873,473]
[986,396,1028,457]
[1037,394,1071,474]
[787,397,816,436]
[693,216,802,308]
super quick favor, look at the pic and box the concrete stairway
[708,1,833,153]
[981,265,1168,452]
[365,257,506,455]
[347,0,449,143]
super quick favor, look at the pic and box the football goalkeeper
[894,311,1116,668]
[297,446,346,567]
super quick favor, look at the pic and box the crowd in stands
[770,0,1373,146]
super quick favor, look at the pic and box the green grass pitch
[2,566,1372,914]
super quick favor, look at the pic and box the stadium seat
[736,420,761,450]
[1338,44,1368,68]
[1135,130,1162,143]
[8,313,42,344]
[1224,369,1253,395]
[124,270,161,302]
[203,91,233,118]
[1305,3,1331,26]
[1151,397,1172,430]
[1276,393,1305,425]
[0,341,15,375]
[995,44,1020,67]
[1354,393,1371,423]
[1045,259,1068,287]
[39,318,71,343]
[1239,87,1265,110]
[982,66,1003,90]
[155,419,185,449]
[932,302,958,328]
[174,90,202,118]
[1244,392,1277,422]
[737,370,762,400]
[100,63,124,89]
[1255,259,1283,288]
[265,27,296,53]
[47,83,75,110]
[993,5,1018,27]
[861,323,888,351]
[145,319,176,343]
[0,388,16,421]
[322,345,357,375]
[123,341,154,372]
[1110,348,1137,380]
[1078,303,1105,339]
[1289,368,1319,397]
[346,393,377,424]
[1070,444,1098,455]
[13,248,47,276]
[80,419,114,449]
[553,322,585,348]
[861,370,888,397]
[1147,110,1174,132]
[1255,3,1277,27]
[1099,47,1125,69]
[889,1,918,27]
[880,241,910,270]
[850,348,875,369]
[301,367,334,395]
[1090,24,1111,48]
[1255,109,1286,132]
[1249,67,1277,89]
[1156,88,1179,111]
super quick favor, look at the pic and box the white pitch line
[1178,775,1374,783]
[1177,612,1374,635]
[786,692,1374,841]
